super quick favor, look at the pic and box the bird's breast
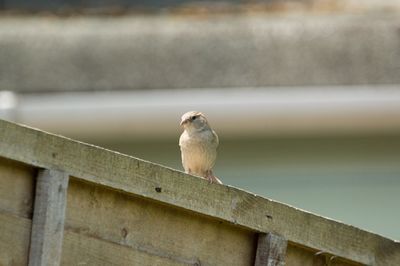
[179,132,217,175]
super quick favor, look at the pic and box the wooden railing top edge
[0,119,398,265]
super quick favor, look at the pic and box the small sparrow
[179,111,222,184]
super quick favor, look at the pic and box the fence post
[28,169,69,266]
[255,233,288,266]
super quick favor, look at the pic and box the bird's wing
[179,132,185,147]
[212,130,219,147]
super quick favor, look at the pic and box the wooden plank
[0,212,32,266]
[0,157,35,218]
[255,233,287,266]
[29,169,69,266]
[62,230,191,266]
[0,119,399,265]
[65,178,255,266]
[285,245,359,266]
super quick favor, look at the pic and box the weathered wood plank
[255,233,287,266]
[0,119,399,265]
[0,157,35,218]
[62,230,191,266]
[29,169,69,266]
[285,245,359,266]
[0,212,32,266]
[65,178,255,266]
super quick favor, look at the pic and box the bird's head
[180,111,210,132]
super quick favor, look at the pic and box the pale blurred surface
[0,0,399,240]
[1,15,400,92]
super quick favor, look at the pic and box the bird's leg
[205,170,222,184]
[204,170,213,184]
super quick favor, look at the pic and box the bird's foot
[205,170,223,184]
[205,175,213,184]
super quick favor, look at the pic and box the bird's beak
[180,119,188,126]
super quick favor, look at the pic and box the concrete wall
[0,14,399,92]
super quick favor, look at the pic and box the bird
[179,111,222,184]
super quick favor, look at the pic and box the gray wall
[1,14,400,92]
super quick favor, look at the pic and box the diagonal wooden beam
[1,119,399,265]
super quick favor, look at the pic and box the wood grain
[62,230,191,266]
[29,169,69,266]
[0,119,399,265]
[0,157,35,218]
[0,212,32,266]
[255,233,287,266]
[64,178,255,266]
[285,244,361,266]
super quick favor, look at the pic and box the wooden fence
[0,118,399,265]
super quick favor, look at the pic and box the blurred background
[0,0,399,240]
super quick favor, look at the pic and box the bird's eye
[191,116,197,120]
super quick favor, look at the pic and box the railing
[0,118,398,265]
